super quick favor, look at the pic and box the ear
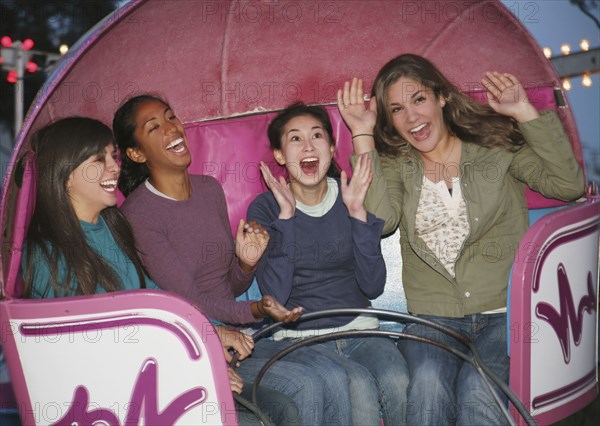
[439,96,446,108]
[65,173,74,194]
[329,143,336,157]
[126,147,146,164]
[273,149,286,166]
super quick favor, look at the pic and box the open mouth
[100,179,118,193]
[300,158,319,175]
[166,137,186,153]
[410,123,430,141]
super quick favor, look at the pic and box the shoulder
[248,191,278,219]
[463,140,509,162]
[121,182,152,214]
[190,174,221,188]
[249,191,276,209]
[190,174,225,198]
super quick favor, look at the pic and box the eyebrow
[143,107,172,126]
[389,90,425,105]
[286,125,324,135]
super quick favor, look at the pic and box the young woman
[20,116,281,424]
[113,95,352,425]
[248,103,409,426]
[22,117,157,298]
[338,54,585,425]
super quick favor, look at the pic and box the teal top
[22,216,158,298]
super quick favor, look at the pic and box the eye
[415,96,426,104]
[290,135,301,142]
[167,113,177,121]
[391,105,403,113]
[312,132,323,139]
[148,124,159,133]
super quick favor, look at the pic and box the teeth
[100,179,117,192]
[166,137,184,150]
[301,158,318,163]
[411,124,427,133]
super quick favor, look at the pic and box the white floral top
[415,176,470,277]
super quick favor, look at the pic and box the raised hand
[236,219,269,272]
[481,71,539,122]
[214,325,254,364]
[341,153,372,222]
[337,78,377,154]
[253,294,304,323]
[260,161,296,220]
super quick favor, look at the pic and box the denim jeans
[308,336,409,426]
[399,313,510,426]
[237,338,353,425]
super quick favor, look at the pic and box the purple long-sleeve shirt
[121,174,257,325]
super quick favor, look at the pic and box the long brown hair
[24,117,149,297]
[372,54,525,157]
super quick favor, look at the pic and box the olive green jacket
[358,111,585,317]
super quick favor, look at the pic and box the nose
[302,138,315,151]
[108,155,120,174]
[164,120,178,134]
[405,105,418,123]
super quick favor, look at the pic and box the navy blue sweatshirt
[247,179,386,330]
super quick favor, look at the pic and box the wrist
[351,135,376,155]
[352,133,374,139]
[348,207,367,222]
[513,105,540,123]
[278,209,294,220]
[239,258,256,273]
[251,301,266,318]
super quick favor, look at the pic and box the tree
[0,0,119,140]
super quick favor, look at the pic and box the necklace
[441,136,455,164]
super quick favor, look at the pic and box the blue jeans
[308,336,409,426]
[400,313,510,426]
[237,339,353,425]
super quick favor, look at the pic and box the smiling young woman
[113,94,345,426]
[21,117,157,298]
[338,53,585,426]
[248,103,409,426]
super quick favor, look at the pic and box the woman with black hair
[248,103,409,426]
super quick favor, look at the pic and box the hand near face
[481,71,540,122]
[214,325,254,364]
[260,161,296,220]
[341,153,372,222]
[255,295,303,323]
[236,219,269,272]
[228,367,244,394]
[337,78,378,154]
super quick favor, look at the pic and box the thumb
[236,219,245,238]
